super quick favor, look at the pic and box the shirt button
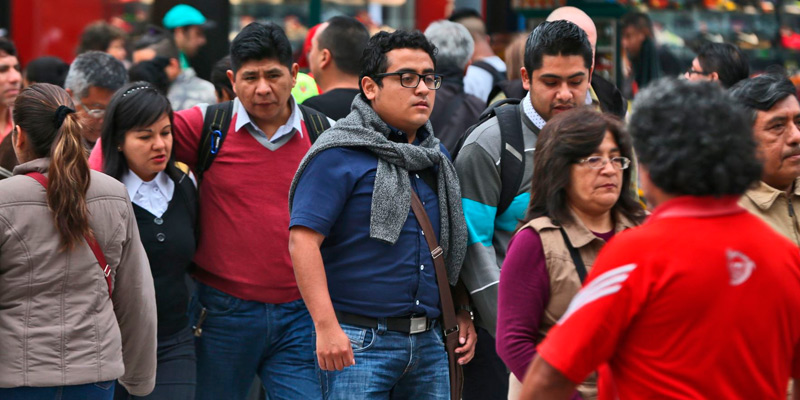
[421,230,425,236]
[154,217,163,225]
[156,233,166,242]
[415,300,420,305]
[415,174,420,179]
[420,265,425,271]
[154,187,159,192]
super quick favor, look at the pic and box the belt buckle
[409,316,427,334]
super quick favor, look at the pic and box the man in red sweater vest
[521,79,800,399]
[157,23,322,400]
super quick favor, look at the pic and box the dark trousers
[114,326,196,400]
[462,327,509,400]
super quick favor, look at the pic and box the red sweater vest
[174,105,310,303]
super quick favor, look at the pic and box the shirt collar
[522,92,546,130]
[743,178,800,211]
[648,195,745,222]
[558,207,638,248]
[121,170,174,201]
[588,86,598,107]
[386,124,429,144]
[233,96,303,142]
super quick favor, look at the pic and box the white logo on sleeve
[727,249,755,286]
[559,263,637,324]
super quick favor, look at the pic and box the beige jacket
[519,211,637,400]
[739,178,800,246]
[0,159,157,395]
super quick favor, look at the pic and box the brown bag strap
[408,191,459,339]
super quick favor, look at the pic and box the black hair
[620,12,653,36]
[524,20,592,77]
[211,55,235,101]
[230,22,293,73]
[448,8,482,23]
[523,107,644,227]
[24,56,69,87]
[729,73,796,126]
[76,21,126,55]
[358,30,437,99]
[696,42,750,89]
[128,57,171,95]
[630,78,761,196]
[0,37,17,56]
[100,81,174,180]
[317,16,370,76]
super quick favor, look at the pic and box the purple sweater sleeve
[496,227,550,380]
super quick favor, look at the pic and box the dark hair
[359,30,437,99]
[448,8,482,23]
[620,12,653,36]
[696,43,749,89]
[76,21,126,55]
[524,20,592,77]
[729,73,796,126]
[24,56,69,87]
[317,16,370,76]
[140,35,180,60]
[101,82,174,181]
[211,55,235,101]
[13,84,92,250]
[230,22,293,73]
[523,107,644,226]
[630,78,761,196]
[128,56,171,95]
[0,37,17,57]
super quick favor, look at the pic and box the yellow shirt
[739,178,800,246]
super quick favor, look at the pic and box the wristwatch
[457,304,474,321]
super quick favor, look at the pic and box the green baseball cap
[163,4,215,30]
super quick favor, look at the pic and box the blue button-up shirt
[290,128,447,318]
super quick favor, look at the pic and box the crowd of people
[0,3,799,400]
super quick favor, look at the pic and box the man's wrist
[457,304,474,320]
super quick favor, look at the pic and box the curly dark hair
[523,107,645,227]
[230,22,293,73]
[630,78,761,196]
[524,20,592,77]
[358,30,437,99]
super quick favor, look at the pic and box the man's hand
[455,310,477,364]
[315,324,355,371]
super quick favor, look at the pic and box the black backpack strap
[196,100,234,183]
[472,60,506,84]
[299,104,331,144]
[559,227,588,283]
[495,102,525,216]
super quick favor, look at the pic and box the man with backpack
[454,20,592,400]
[450,8,507,105]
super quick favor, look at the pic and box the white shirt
[522,92,547,131]
[464,55,508,103]
[122,170,175,218]
[234,96,304,148]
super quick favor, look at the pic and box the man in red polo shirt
[520,79,800,400]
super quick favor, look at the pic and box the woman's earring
[117,146,122,152]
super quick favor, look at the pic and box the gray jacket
[455,103,539,336]
[0,158,157,395]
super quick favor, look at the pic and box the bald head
[547,7,597,60]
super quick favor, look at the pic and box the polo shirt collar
[743,178,800,211]
[233,96,304,142]
[648,195,745,222]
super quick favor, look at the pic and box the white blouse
[121,170,175,218]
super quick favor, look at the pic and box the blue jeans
[189,282,319,400]
[0,381,114,400]
[113,326,196,400]
[315,321,450,400]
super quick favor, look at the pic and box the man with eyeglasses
[453,20,592,400]
[289,30,476,399]
[64,51,128,148]
[684,42,749,89]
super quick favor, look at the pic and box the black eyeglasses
[374,72,442,90]
[685,68,708,76]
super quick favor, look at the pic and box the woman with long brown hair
[496,107,645,400]
[0,83,157,399]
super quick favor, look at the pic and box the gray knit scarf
[289,95,467,285]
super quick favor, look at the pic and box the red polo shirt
[538,196,800,400]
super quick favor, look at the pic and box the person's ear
[226,70,237,98]
[320,49,332,70]
[12,125,27,163]
[521,67,530,91]
[709,71,720,82]
[291,63,299,88]
[361,76,379,101]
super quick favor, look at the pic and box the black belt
[335,311,435,335]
